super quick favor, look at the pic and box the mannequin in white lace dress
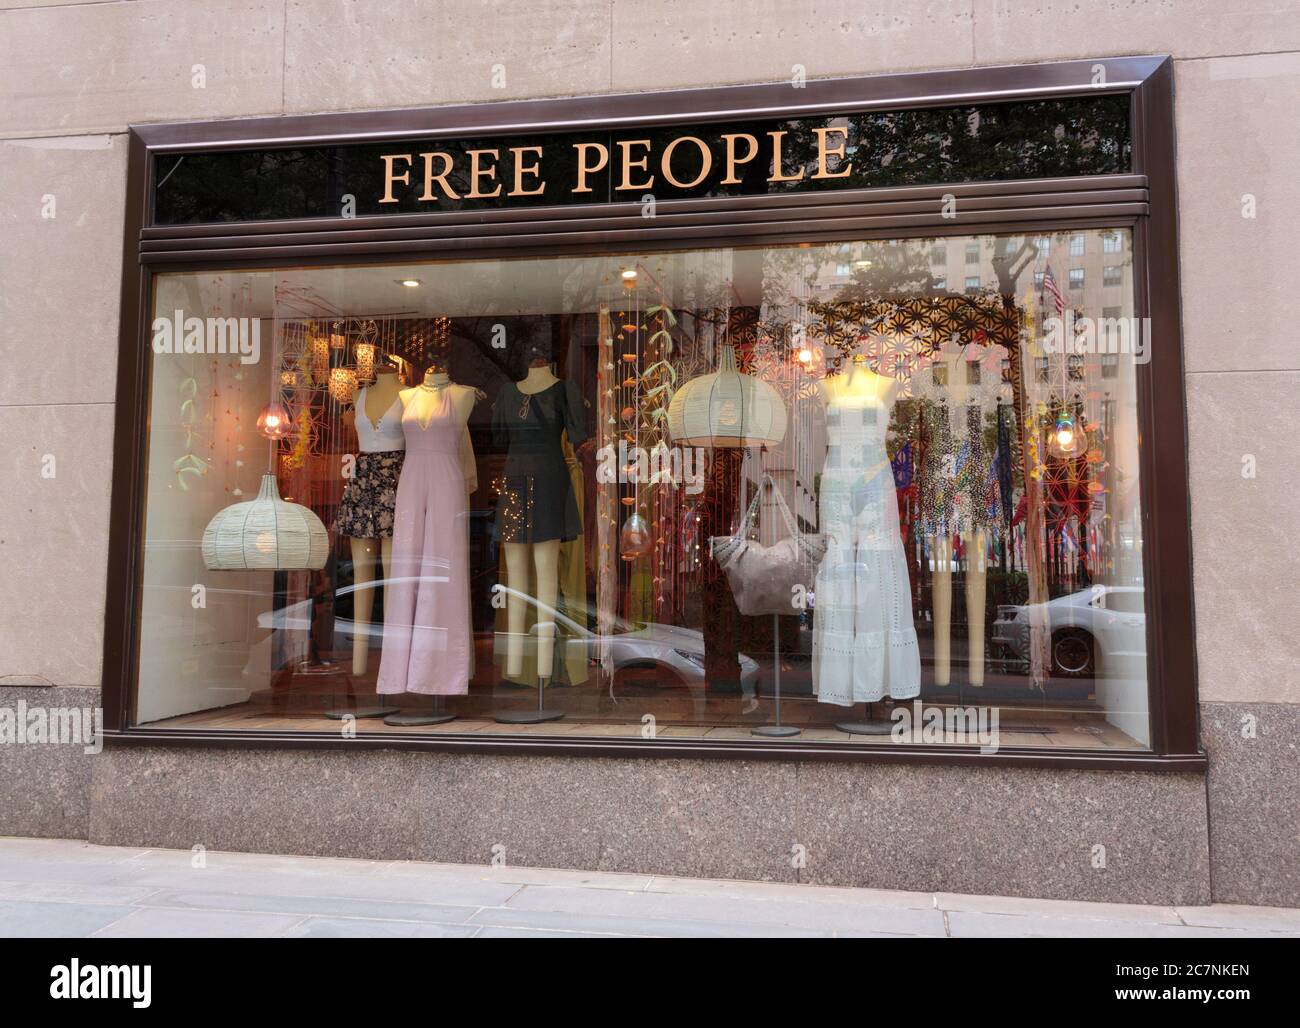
[811,357,921,706]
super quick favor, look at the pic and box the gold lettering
[661,135,712,189]
[615,139,655,192]
[812,127,852,180]
[767,130,805,183]
[572,142,610,193]
[418,151,460,201]
[720,133,759,185]
[509,145,546,197]
[465,149,502,199]
[379,153,413,203]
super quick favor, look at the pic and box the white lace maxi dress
[811,381,922,705]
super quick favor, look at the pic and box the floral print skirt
[335,450,404,539]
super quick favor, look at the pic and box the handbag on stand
[710,473,827,616]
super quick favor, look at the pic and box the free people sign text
[377,127,852,204]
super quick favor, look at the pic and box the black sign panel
[152,95,1130,225]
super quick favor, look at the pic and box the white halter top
[354,386,406,452]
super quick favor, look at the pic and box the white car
[992,585,1146,678]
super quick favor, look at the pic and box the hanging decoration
[201,473,329,571]
[328,366,358,405]
[595,304,619,675]
[619,512,653,559]
[1047,404,1083,459]
[174,375,208,490]
[255,401,293,440]
[666,342,787,448]
[310,331,330,383]
[355,341,376,382]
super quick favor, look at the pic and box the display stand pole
[753,613,799,737]
[385,696,456,726]
[495,675,565,724]
[836,699,895,735]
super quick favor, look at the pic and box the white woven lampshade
[667,343,787,448]
[202,473,329,571]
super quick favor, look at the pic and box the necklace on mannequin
[421,369,451,392]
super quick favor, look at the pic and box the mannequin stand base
[324,707,399,721]
[836,718,895,736]
[752,724,801,738]
[494,709,565,725]
[384,711,456,726]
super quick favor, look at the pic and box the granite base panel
[0,686,100,841]
[1202,701,1300,908]
[89,743,1211,905]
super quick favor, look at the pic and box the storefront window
[136,228,1148,750]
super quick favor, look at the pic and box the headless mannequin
[925,351,989,688]
[343,366,403,677]
[820,356,905,735]
[502,359,563,684]
[817,355,900,407]
[382,363,478,726]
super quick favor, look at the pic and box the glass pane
[137,228,1149,750]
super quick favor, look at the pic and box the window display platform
[144,699,1143,750]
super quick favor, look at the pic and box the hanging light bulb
[256,402,293,440]
[1048,408,1083,459]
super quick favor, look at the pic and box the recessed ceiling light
[398,278,422,288]
[620,268,638,281]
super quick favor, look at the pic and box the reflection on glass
[137,230,1149,749]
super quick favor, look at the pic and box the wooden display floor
[147,691,1144,750]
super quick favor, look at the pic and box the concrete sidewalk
[0,837,1297,938]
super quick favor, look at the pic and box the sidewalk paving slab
[1,837,1297,938]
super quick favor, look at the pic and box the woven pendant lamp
[667,343,787,448]
[202,473,329,571]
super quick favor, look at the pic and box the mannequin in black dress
[493,351,586,693]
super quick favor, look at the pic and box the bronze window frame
[103,55,1202,770]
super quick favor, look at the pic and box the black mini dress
[493,378,587,544]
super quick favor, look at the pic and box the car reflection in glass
[992,585,1146,679]
[249,578,759,707]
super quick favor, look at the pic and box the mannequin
[341,365,403,676]
[377,361,479,725]
[492,349,586,724]
[813,354,922,735]
[918,341,1006,688]
[326,362,406,721]
[504,363,561,682]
